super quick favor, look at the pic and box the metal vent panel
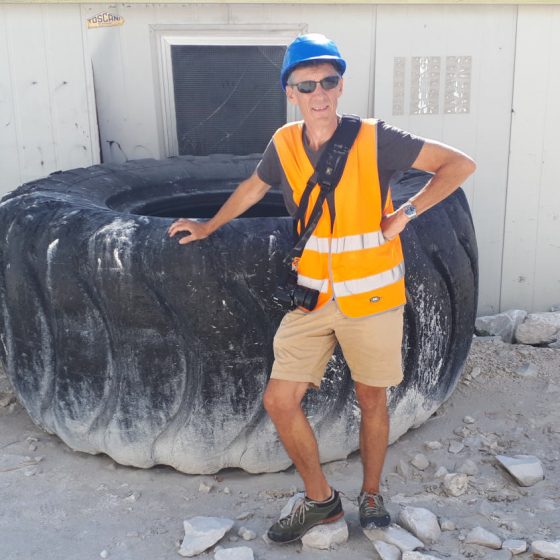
[171,45,286,156]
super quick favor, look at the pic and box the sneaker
[358,491,391,529]
[267,489,344,544]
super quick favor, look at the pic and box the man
[168,33,475,543]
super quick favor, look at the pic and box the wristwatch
[401,202,418,220]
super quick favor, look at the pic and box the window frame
[151,25,303,157]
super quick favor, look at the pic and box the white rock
[465,526,502,549]
[531,540,560,559]
[223,487,231,495]
[411,454,430,471]
[372,540,401,560]
[440,519,456,531]
[470,366,482,378]
[502,539,527,554]
[463,416,476,424]
[454,426,470,438]
[424,441,443,451]
[448,441,465,454]
[475,310,527,343]
[279,492,305,519]
[442,473,468,497]
[124,492,140,503]
[238,527,256,541]
[100,551,108,559]
[199,481,213,493]
[515,312,560,345]
[236,511,253,521]
[514,363,538,378]
[402,552,442,560]
[364,524,423,552]
[301,518,348,550]
[214,547,254,560]
[496,454,544,486]
[434,466,449,479]
[458,459,479,476]
[179,517,234,557]
[398,506,441,544]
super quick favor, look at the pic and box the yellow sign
[87,12,124,29]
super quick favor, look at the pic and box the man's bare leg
[354,382,389,493]
[263,379,332,501]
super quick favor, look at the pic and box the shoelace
[278,497,311,527]
[360,493,385,516]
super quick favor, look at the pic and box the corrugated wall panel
[0,7,22,190]
[501,5,560,312]
[42,5,99,172]
[4,5,59,184]
[0,4,99,196]
[373,5,517,315]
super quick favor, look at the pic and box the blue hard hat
[280,33,346,90]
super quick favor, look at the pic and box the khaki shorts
[271,301,404,389]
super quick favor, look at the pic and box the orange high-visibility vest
[273,118,406,318]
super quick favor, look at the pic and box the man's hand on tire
[168,219,210,245]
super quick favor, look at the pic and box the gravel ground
[1,336,559,559]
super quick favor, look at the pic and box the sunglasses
[288,75,341,94]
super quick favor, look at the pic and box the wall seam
[3,5,23,188]
[80,3,101,165]
[42,4,59,171]
[498,5,519,313]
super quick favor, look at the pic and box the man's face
[286,63,343,125]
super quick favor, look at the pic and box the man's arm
[167,172,271,245]
[381,140,476,240]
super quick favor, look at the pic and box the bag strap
[287,114,361,266]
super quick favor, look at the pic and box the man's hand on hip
[381,209,409,241]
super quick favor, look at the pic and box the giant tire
[0,157,477,474]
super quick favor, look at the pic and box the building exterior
[1,1,559,315]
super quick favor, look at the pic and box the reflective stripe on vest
[333,262,405,297]
[305,230,386,254]
[273,118,406,318]
[297,274,330,294]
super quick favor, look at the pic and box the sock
[306,489,336,505]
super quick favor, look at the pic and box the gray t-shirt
[256,119,425,216]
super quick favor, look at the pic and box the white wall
[501,6,560,312]
[373,5,517,315]
[0,3,99,193]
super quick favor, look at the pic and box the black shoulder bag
[273,114,362,311]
